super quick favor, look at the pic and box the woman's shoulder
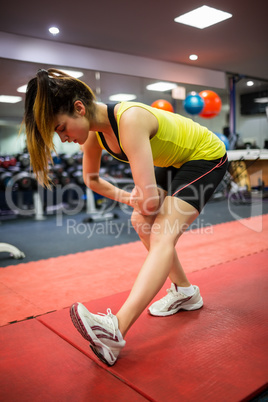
[117,101,153,115]
[116,102,159,139]
[117,102,162,125]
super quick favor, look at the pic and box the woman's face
[54,101,90,145]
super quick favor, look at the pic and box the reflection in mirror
[0,58,267,156]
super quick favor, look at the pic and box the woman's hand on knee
[131,209,157,240]
[129,186,142,213]
[130,186,166,215]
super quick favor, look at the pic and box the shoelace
[97,308,116,338]
[161,288,177,304]
[160,288,185,306]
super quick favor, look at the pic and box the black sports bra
[98,104,129,162]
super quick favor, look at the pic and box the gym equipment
[5,171,45,220]
[0,242,25,259]
[51,164,71,186]
[67,166,84,186]
[59,153,75,168]
[0,149,134,222]
[214,132,230,151]
[183,92,205,115]
[0,169,13,190]
[199,90,222,118]
[151,99,174,113]
[83,187,116,223]
[82,151,134,223]
[48,171,60,186]
[17,153,30,168]
[0,156,17,168]
[0,151,47,220]
[14,171,37,191]
[73,152,83,165]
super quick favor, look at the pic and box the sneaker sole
[70,303,95,343]
[70,303,116,366]
[149,298,204,317]
[90,345,114,366]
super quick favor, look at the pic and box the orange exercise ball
[151,99,174,113]
[198,90,222,119]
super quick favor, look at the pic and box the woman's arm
[82,131,131,206]
[119,107,160,215]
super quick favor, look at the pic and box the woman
[24,68,228,366]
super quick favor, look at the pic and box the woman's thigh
[150,196,199,246]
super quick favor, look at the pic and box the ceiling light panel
[254,97,268,104]
[146,82,177,92]
[109,94,137,101]
[59,70,84,78]
[17,85,27,93]
[174,6,232,29]
[0,95,22,103]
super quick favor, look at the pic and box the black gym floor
[1,197,267,268]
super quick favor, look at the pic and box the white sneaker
[70,302,126,366]
[148,284,203,317]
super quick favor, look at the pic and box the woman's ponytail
[25,69,56,187]
[24,68,96,187]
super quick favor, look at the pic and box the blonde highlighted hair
[23,68,95,187]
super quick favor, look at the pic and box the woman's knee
[149,229,176,256]
[131,211,155,239]
[149,227,175,249]
[149,214,184,248]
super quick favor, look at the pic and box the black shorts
[155,154,228,213]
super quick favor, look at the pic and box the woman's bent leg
[117,197,199,336]
[131,210,192,288]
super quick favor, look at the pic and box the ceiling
[0,0,267,126]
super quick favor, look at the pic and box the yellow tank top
[96,101,226,167]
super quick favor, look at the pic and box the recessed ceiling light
[0,95,22,103]
[174,6,232,29]
[109,94,137,101]
[49,27,60,35]
[189,54,198,61]
[247,81,254,87]
[146,82,177,92]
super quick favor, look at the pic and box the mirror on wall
[0,58,267,156]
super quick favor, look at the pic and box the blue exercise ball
[214,133,230,151]
[183,92,205,115]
